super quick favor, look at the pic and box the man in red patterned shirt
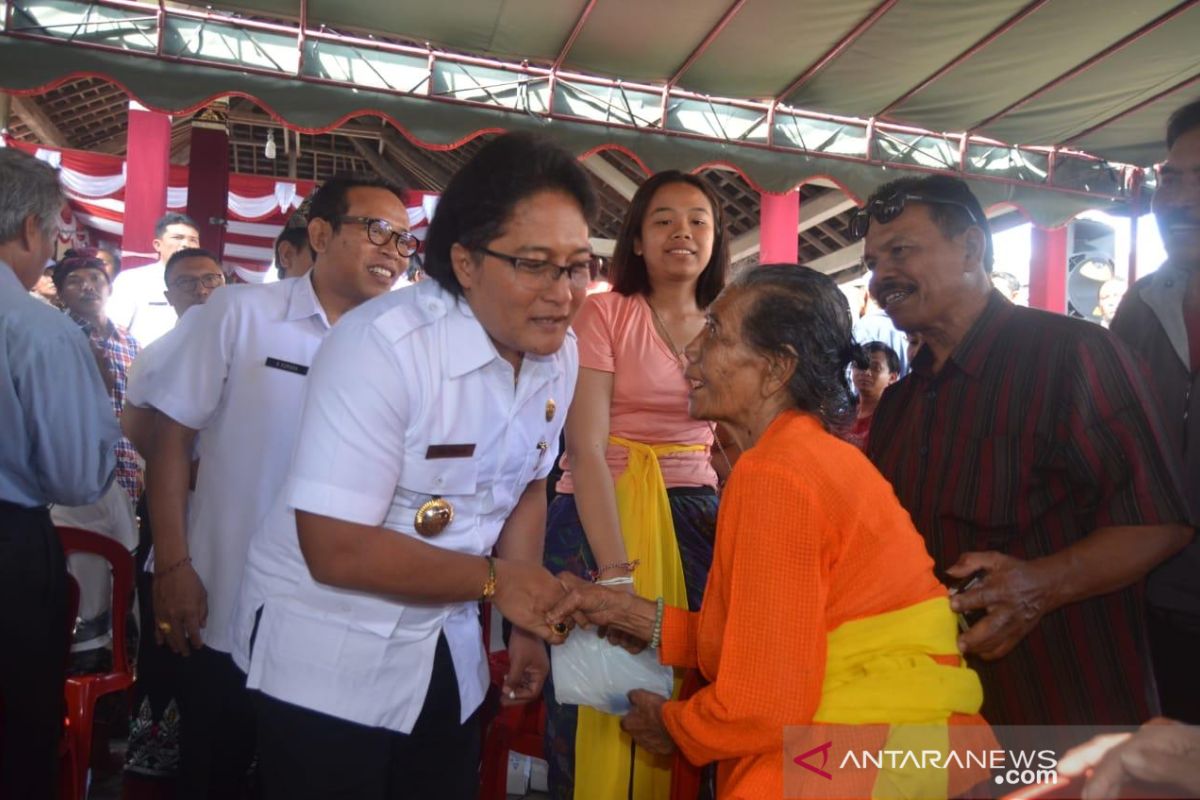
[860,174,1192,727]
[54,254,142,500]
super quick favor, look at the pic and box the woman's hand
[621,689,675,756]
[492,559,571,643]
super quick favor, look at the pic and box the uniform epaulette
[372,288,450,344]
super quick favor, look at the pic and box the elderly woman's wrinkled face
[683,286,771,425]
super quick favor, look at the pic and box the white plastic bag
[551,630,674,715]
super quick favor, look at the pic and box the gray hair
[0,148,65,244]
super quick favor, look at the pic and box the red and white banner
[1,135,438,276]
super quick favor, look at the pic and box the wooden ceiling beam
[12,96,70,148]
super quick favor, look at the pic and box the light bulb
[264,130,277,160]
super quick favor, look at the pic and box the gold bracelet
[480,556,497,601]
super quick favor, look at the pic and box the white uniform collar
[286,271,332,329]
[439,284,559,395]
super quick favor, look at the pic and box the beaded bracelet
[589,559,640,581]
[154,555,192,579]
[650,596,665,649]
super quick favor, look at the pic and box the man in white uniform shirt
[238,132,595,799]
[138,175,413,798]
[107,212,201,345]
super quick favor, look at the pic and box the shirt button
[925,390,937,401]
[919,445,929,457]
[435,476,444,486]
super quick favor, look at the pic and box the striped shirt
[867,290,1190,725]
[70,311,142,501]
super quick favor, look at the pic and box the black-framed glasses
[848,193,984,240]
[476,246,599,291]
[170,273,225,294]
[339,216,420,257]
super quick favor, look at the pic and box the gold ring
[157,621,173,634]
[552,621,569,636]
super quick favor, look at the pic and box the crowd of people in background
[2,98,1200,800]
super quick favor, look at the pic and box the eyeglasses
[848,193,984,240]
[339,216,419,257]
[170,273,225,293]
[476,247,599,291]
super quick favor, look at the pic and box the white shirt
[108,261,176,345]
[237,279,578,733]
[136,274,331,654]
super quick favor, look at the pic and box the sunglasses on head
[849,193,984,240]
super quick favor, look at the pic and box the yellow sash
[572,436,704,800]
[813,596,987,799]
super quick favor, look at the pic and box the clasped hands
[497,568,674,754]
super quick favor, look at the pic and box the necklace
[647,299,685,364]
[645,296,733,489]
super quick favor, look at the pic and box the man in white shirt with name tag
[138,174,413,798]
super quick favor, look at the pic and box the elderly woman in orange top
[549,265,989,800]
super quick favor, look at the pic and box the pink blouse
[556,291,717,492]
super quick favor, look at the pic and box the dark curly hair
[422,132,596,298]
[732,264,867,433]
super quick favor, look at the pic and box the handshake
[493,563,657,651]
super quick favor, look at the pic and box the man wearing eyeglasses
[859,174,1191,730]
[119,246,225,787]
[129,174,412,798]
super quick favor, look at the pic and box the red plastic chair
[478,603,547,800]
[57,526,135,800]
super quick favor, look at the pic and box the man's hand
[621,689,675,756]
[152,563,207,656]
[1058,718,1200,800]
[946,551,1057,660]
[501,627,549,706]
[492,559,569,643]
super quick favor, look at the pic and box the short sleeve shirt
[240,279,578,734]
[134,275,332,654]
[556,291,715,492]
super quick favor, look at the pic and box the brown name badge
[425,444,476,460]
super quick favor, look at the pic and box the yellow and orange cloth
[571,436,703,800]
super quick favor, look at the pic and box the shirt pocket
[945,432,1032,539]
[390,454,480,536]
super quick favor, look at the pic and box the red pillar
[186,109,230,258]
[759,189,800,264]
[1028,226,1068,314]
[121,102,171,268]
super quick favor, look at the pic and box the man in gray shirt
[0,148,120,797]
